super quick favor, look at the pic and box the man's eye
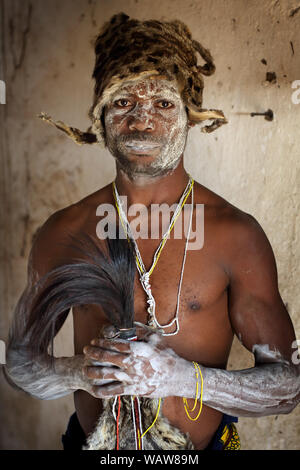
[114,99,132,107]
[157,101,174,109]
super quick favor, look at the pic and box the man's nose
[128,112,154,132]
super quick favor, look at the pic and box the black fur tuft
[24,227,136,362]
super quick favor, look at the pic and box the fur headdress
[38,12,227,145]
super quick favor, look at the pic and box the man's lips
[124,140,161,154]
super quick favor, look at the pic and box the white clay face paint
[104,77,189,180]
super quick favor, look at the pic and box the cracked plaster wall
[0,0,299,450]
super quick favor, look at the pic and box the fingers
[92,323,164,346]
[133,324,165,350]
[91,383,157,398]
[134,322,164,341]
[101,322,156,341]
[90,383,152,398]
[89,338,130,354]
[83,345,129,368]
[147,331,165,347]
[100,322,164,343]
[101,324,120,339]
[84,365,131,383]
[92,382,125,398]
[134,323,154,341]
[84,330,166,374]
[92,382,161,399]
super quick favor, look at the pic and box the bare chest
[73,234,233,365]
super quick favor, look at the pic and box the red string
[116,396,121,450]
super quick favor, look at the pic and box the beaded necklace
[112,175,194,336]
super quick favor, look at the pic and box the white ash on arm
[86,333,300,418]
[3,266,103,400]
[4,348,87,400]
[198,345,300,417]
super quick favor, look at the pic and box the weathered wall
[0,0,299,450]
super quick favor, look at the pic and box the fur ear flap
[187,108,228,133]
[37,112,98,146]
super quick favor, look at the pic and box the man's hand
[82,328,195,399]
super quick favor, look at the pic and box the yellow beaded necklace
[112,175,194,336]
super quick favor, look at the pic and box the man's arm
[4,211,104,400]
[198,212,300,416]
[82,213,300,417]
[4,342,86,400]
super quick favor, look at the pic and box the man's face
[103,77,189,179]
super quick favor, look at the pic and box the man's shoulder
[36,182,113,235]
[30,183,113,276]
[194,181,269,247]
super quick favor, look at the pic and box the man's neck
[113,158,190,208]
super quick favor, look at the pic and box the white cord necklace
[112,176,194,336]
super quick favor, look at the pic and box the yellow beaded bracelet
[183,361,203,421]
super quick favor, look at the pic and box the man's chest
[132,237,232,357]
[73,234,233,364]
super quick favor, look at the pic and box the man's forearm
[31,333,299,417]
[178,360,300,418]
[4,346,86,400]
[202,362,299,417]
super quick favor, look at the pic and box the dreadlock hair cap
[38,13,228,146]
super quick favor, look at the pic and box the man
[4,13,299,450]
